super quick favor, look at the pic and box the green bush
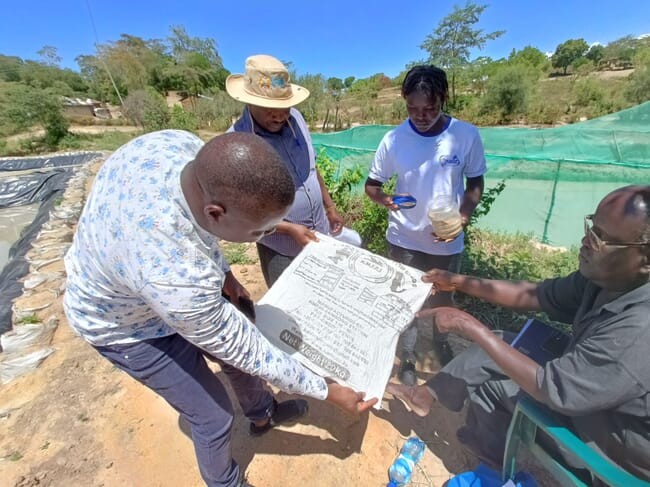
[315,148,364,217]
[481,65,535,122]
[121,88,169,131]
[573,78,605,107]
[624,60,650,103]
[169,105,198,132]
[352,194,390,255]
[460,229,578,330]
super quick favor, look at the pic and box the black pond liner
[0,152,103,345]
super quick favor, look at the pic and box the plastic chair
[502,397,649,487]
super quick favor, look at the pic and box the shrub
[315,148,364,217]
[481,65,534,123]
[122,88,169,131]
[624,60,650,104]
[169,105,198,132]
[572,78,605,107]
[460,229,578,331]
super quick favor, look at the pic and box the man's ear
[204,203,225,223]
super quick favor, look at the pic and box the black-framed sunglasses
[583,214,650,251]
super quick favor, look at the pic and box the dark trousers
[427,333,601,484]
[387,242,461,356]
[426,331,522,458]
[95,334,275,487]
[256,243,295,288]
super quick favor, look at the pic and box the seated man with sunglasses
[386,185,650,481]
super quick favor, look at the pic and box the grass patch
[0,130,140,157]
[221,243,256,265]
[17,314,40,324]
[8,451,23,461]
[58,131,141,151]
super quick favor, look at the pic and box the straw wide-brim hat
[226,54,310,108]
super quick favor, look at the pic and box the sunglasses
[583,214,649,251]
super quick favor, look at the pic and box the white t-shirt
[368,118,487,255]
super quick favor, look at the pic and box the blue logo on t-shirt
[439,154,461,167]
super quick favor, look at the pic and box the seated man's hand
[326,380,377,414]
[418,306,481,340]
[421,268,459,293]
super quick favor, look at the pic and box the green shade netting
[311,102,650,247]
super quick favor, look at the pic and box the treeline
[1,17,650,152]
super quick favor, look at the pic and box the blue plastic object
[387,455,414,487]
[391,195,417,209]
[447,464,537,487]
[387,437,427,487]
[401,437,425,463]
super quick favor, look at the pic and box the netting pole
[542,161,562,244]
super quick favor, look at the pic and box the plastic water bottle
[387,437,426,487]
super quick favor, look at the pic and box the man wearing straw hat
[227,54,344,286]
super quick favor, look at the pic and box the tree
[508,46,549,70]
[0,55,23,82]
[294,73,327,124]
[1,84,69,147]
[551,38,589,75]
[37,45,62,67]
[121,88,169,130]
[420,1,504,105]
[343,76,355,89]
[464,56,503,96]
[604,35,641,64]
[585,44,605,66]
[324,77,344,130]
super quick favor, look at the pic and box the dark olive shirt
[536,272,650,480]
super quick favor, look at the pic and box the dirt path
[5,125,141,143]
[0,159,477,487]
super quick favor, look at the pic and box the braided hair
[401,65,449,106]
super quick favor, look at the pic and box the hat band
[243,73,294,100]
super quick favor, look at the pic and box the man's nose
[272,112,288,122]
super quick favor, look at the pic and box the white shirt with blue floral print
[64,130,328,400]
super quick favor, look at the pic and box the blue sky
[1,0,648,80]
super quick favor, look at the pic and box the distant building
[62,97,112,119]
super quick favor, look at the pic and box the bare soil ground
[0,257,476,487]
[0,158,477,487]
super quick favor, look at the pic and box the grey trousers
[427,333,605,485]
[387,242,461,356]
[426,331,522,458]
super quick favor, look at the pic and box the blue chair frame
[502,397,649,486]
